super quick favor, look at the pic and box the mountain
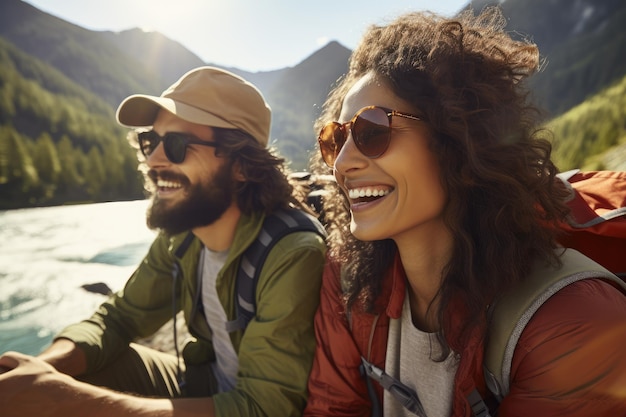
[99,28,207,88]
[548,73,626,171]
[466,0,626,116]
[0,0,624,209]
[263,41,350,168]
[0,0,163,107]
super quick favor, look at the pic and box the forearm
[0,351,216,417]
[5,380,216,417]
[60,388,216,417]
[37,338,87,377]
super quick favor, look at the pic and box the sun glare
[316,36,330,46]
[138,0,210,29]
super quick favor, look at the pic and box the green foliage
[0,0,164,107]
[549,75,626,171]
[0,38,144,209]
[55,135,82,196]
[0,126,40,206]
[33,132,61,199]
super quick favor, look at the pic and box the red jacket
[304,254,626,417]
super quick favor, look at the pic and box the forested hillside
[0,38,144,209]
[550,74,626,171]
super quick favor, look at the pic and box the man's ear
[232,160,246,182]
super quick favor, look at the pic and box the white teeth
[348,188,390,199]
[157,179,182,188]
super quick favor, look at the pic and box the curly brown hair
[310,7,571,348]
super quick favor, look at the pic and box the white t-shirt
[383,292,458,417]
[199,246,239,392]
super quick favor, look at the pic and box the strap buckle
[360,357,426,416]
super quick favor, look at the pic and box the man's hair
[212,127,307,215]
[310,7,571,350]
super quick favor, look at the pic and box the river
[0,200,157,356]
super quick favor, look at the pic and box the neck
[395,228,453,332]
[192,203,242,252]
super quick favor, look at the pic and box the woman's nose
[334,130,366,174]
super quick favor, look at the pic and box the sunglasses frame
[318,105,422,167]
[137,130,218,164]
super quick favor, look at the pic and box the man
[0,67,326,416]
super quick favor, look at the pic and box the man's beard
[146,162,235,236]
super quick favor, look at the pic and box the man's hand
[36,338,87,376]
[0,351,79,416]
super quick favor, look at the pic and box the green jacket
[58,210,326,416]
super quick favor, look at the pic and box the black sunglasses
[137,131,218,164]
[317,105,422,167]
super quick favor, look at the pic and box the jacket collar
[169,210,265,261]
[221,210,265,265]
[382,253,407,320]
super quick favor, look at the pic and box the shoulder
[263,229,326,270]
[147,231,198,257]
[247,207,327,257]
[516,278,626,356]
[254,230,326,294]
[508,278,626,408]
[142,232,180,268]
[274,228,327,251]
[522,278,626,334]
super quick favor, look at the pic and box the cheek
[405,157,445,206]
[391,139,446,210]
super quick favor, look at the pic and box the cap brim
[116,94,239,130]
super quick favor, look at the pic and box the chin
[350,222,385,242]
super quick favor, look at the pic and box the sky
[24,0,470,72]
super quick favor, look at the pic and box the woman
[303,8,626,417]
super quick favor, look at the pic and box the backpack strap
[174,232,196,258]
[225,208,326,333]
[483,248,626,401]
[171,232,196,390]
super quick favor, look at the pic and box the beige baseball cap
[116,66,271,146]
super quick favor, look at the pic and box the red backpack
[483,169,626,405]
[556,169,626,277]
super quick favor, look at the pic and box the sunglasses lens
[318,122,345,167]
[163,133,187,164]
[136,132,196,163]
[353,108,391,158]
[138,131,159,158]
[317,107,393,167]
